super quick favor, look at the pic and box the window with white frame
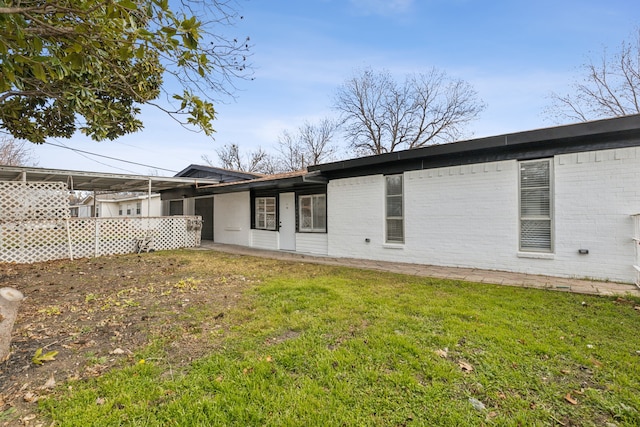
[385,175,404,243]
[255,197,276,230]
[519,159,553,252]
[136,202,141,215]
[299,194,326,232]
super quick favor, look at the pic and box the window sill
[517,251,554,260]
[383,243,405,250]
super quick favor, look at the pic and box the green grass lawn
[40,251,640,426]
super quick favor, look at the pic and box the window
[118,207,123,216]
[255,197,276,230]
[70,207,79,217]
[299,194,326,232]
[136,202,141,215]
[386,175,404,243]
[126,205,132,215]
[520,159,553,252]
[169,200,184,216]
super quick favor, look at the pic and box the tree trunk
[0,287,24,362]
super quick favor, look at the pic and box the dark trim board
[309,115,640,179]
[175,164,262,182]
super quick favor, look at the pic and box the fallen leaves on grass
[590,358,603,368]
[23,392,38,403]
[458,361,474,372]
[564,392,578,405]
[39,376,56,390]
[31,348,58,365]
[434,348,448,358]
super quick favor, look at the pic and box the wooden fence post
[0,287,25,362]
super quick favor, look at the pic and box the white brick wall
[213,192,250,246]
[551,147,640,282]
[328,175,385,258]
[327,147,640,283]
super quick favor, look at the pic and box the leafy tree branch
[0,0,251,143]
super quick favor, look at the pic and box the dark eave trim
[309,115,640,176]
[174,164,263,181]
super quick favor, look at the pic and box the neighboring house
[69,202,92,218]
[162,114,640,284]
[73,193,162,217]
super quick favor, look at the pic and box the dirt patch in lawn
[0,250,258,425]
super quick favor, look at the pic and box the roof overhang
[309,115,640,176]
[191,170,326,194]
[0,166,220,193]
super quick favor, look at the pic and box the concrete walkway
[194,242,640,297]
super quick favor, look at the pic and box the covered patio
[0,166,220,263]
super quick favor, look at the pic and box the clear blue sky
[34,0,639,175]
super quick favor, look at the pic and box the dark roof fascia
[309,115,640,178]
[195,175,318,195]
[174,164,262,182]
[160,174,322,200]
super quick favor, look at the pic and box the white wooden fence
[0,216,202,263]
[0,181,201,264]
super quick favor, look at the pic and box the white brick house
[164,115,640,284]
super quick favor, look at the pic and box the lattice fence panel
[68,219,97,259]
[0,216,202,264]
[156,217,185,250]
[0,220,70,263]
[97,218,138,256]
[0,181,69,221]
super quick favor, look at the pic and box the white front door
[279,192,296,251]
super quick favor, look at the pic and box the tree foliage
[276,118,339,170]
[0,136,38,165]
[334,68,485,155]
[0,0,250,143]
[547,29,640,122]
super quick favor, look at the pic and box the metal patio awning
[0,165,220,193]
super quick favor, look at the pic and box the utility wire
[50,140,140,174]
[44,141,179,173]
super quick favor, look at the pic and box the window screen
[386,175,404,243]
[520,160,552,252]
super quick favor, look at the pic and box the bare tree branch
[0,136,38,166]
[276,118,340,170]
[212,143,277,174]
[546,28,640,122]
[334,68,485,155]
